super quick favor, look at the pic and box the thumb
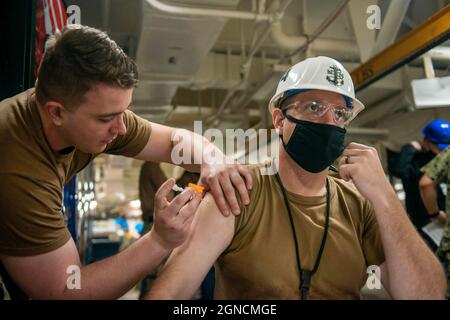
[155,178,176,209]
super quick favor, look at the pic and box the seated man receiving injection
[146,57,446,300]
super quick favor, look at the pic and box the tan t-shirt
[214,165,385,300]
[0,89,151,257]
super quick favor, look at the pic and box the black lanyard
[275,173,331,300]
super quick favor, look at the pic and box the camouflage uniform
[421,147,450,298]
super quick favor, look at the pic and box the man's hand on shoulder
[199,157,252,217]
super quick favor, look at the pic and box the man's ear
[430,143,441,155]
[272,109,285,135]
[45,101,66,126]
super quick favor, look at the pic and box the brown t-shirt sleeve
[227,165,264,253]
[104,110,152,157]
[233,166,261,232]
[361,199,385,267]
[0,174,71,256]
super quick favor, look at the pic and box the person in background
[395,119,450,250]
[420,145,450,299]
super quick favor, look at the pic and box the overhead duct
[132,0,240,119]
[146,0,273,21]
[270,20,359,59]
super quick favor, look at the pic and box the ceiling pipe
[204,0,293,126]
[271,0,359,59]
[146,0,274,21]
[240,0,293,77]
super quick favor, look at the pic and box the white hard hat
[268,56,364,120]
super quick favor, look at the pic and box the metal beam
[348,0,378,62]
[370,0,411,56]
[351,5,450,91]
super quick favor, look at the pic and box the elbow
[146,288,184,300]
[146,290,172,300]
[417,262,447,300]
[431,267,448,300]
[422,286,447,300]
[145,281,180,300]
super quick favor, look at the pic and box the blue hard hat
[422,119,450,150]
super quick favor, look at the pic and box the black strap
[429,211,440,218]
[275,173,331,300]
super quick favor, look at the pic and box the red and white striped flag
[35,0,68,76]
[43,0,68,35]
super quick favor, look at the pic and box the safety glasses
[281,99,362,126]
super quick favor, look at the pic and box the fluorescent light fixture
[411,76,450,109]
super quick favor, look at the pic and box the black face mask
[281,113,346,173]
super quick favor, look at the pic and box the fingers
[338,155,347,168]
[342,144,378,159]
[181,214,195,234]
[338,163,353,181]
[341,147,373,158]
[155,178,176,210]
[178,192,202,224]
[341,149,363,157]
[169,188,195,214]
[230,170,250,206]
[219,171,241,215]
[207,175,232,217]
[199,163,252,216]
[338,155,363,167]
[338,156,364,180]
[345,142,371,150]
[238,165,253,190]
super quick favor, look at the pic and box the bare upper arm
[1,238,80,299]
[419,175,435,188]
[147,193,235,300]
[134,122,176,163]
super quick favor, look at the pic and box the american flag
[35,0,68,76]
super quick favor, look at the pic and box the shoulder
[0,90,32,127]
[434,147,450,164]
[189,192,235,249]
[330,175,365,201]
[329,176,372,220]
[422,147,450,175]
[237,163,271,209]
[231,163,276,234]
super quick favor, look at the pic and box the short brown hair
[35,24,138,108]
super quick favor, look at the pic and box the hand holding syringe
[172,183,205,197]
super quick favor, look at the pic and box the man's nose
[321,107,335,125]
[112,115,127,135]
